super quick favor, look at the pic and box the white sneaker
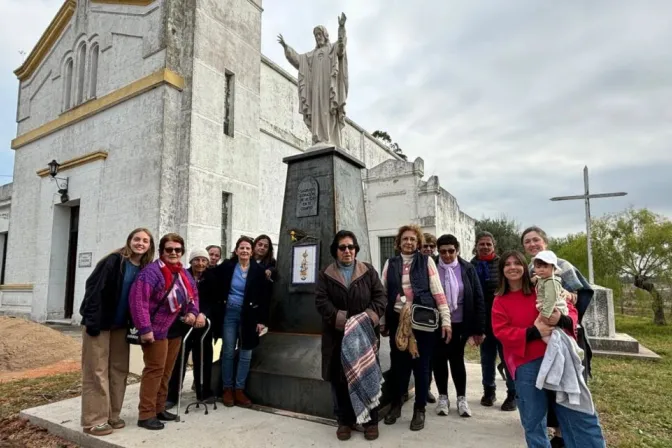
[457,396,472,417]
[435,394,450,416]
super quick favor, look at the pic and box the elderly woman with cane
[315,230,387,441]
[129,233,203,430]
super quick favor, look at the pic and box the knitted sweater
[129,260,199,340]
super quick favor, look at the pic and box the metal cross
[550,166,627,284]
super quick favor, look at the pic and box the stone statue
[278,13,348,148]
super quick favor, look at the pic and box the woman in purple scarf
[432,234,487,418]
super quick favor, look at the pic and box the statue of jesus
[278,13,348,148]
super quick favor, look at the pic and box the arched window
[89,44,99,98]
[75,43,86,105]
[63,58,73,110]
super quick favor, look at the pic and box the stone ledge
[589,333,640,353]
[592,343,661,361]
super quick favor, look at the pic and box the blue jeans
[515,357,605,448]
[480,332,515,393]
[221,305,252,389]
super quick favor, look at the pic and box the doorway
[64,206,79,318]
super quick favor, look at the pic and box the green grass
[0,372,82,420]
[590,315,672,448]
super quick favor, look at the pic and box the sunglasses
[164,247,183,254]
[338,245,356,252]
[439,248,457,255]
[423,244,436,249]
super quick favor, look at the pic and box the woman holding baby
[522,226,596,447]
[492,244,605,448]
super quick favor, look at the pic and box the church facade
[0,0,474,323]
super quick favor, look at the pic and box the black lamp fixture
[47,159,69,203]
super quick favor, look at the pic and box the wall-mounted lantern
[47,159,69,203]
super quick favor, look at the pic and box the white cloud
[2,0,671,239]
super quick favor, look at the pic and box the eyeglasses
[439,248,457,255]
[338,245,356,252]
[164,247,183,254]
[423,244,436,249]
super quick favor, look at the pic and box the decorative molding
[12,69,185,149]
[376,190,407,198]
[0,284,34,291]
[14,0,76,82]
[36,151,108,177]
[90,0,156,5]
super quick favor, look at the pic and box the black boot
[480,386,496,407]
[157,410,177,421]
[137,417,164,430]
[410,408,425,431]
[427,389,437,404]
[384,403,402,425]
[501,391,517,411]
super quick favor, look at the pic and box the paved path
[22,363,525,448]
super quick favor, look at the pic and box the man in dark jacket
[315,230,386,441]
[470,231,517,412]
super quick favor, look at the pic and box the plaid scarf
[342,312,384,424]
[158,259,195,313]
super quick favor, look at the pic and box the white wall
[364,157,476,273]
[16,1,166,136]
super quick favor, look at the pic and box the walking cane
[175,326,193,423]
[186,318,216,414]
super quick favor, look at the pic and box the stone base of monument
[584,286,660,360]
[244,146,411,421]
[246,333,399,421]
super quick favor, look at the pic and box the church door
[64,206,79,318]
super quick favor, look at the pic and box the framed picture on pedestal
[291,243,319,285]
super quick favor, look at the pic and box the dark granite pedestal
[245,146,398,419]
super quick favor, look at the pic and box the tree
[592,208,672,325]
[372,130,407,160]
[372,130,391,143]
[549,231,623,307]
[475,215,523,255]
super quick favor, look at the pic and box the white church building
[0,0,474,323]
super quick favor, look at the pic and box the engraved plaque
[296,176,319,217]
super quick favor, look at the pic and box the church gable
[14,0,165,139]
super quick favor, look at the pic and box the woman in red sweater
[492,251,605,448]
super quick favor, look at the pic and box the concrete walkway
[21,363,525,448]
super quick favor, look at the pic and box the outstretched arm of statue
[277,33,300,69]
[337,13,347,57]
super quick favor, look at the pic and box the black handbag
[126,274,178,345]
[410,304,439,332]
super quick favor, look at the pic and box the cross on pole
[550,166,627,284]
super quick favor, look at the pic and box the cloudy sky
[1,0,670,238]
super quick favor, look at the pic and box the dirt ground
[0,417,79,448]
[0,317,85,447]
[0,316,81,373]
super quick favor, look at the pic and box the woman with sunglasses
[129,233,201,430]
[315,230,387,441]
[431,234,486,418]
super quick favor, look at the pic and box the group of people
[77,223,606,447]
[316,225,606,447]
[79,229,276,434]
